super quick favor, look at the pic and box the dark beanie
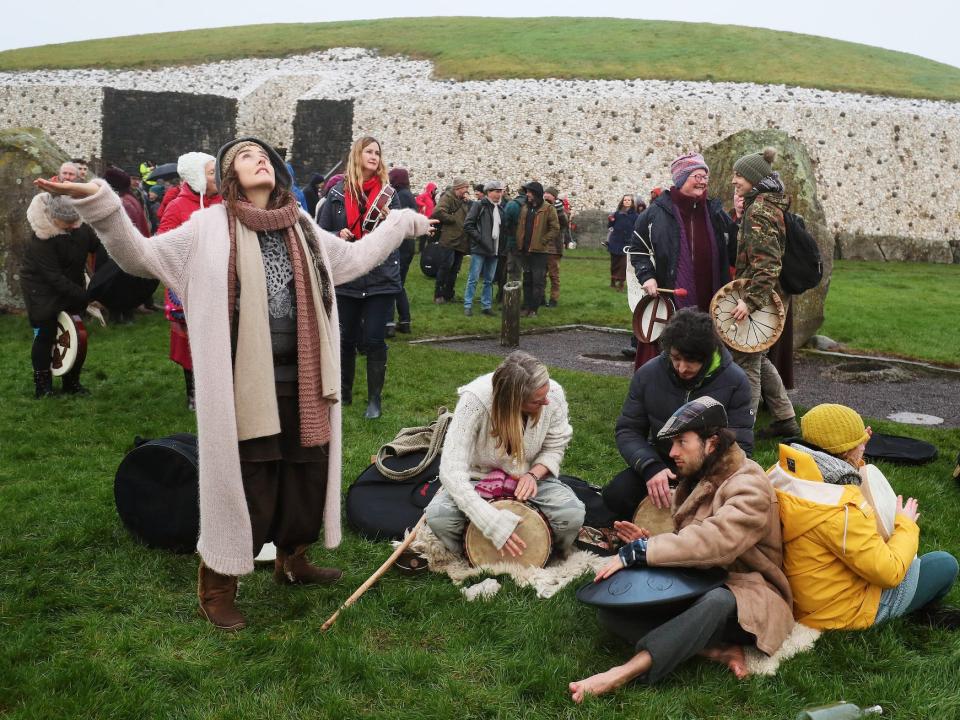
[388,167,410,189]
[733,147,778,186]
[103,166,132,194]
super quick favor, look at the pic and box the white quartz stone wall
[0,85,102,159]
[2,48,958,245]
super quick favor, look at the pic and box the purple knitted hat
[670,153,709,188]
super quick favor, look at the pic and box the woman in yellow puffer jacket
[769,404,959,630]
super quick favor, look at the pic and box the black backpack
[420,241,443,278]
[779,211,823,295]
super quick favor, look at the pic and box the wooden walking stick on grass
[321,514,428,632]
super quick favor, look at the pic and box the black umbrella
[146,162,179,181]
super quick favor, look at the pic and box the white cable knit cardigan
[438,373,573,548]
[73,180,430,575]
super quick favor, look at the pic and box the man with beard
[728,147,800,438]
[602,309,753,521]
[570,397,792,700]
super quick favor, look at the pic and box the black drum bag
[347,450,442,541]
[865,433,938,465]
[114,433,199,553]
[346,449,613,541]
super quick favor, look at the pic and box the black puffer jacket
[615,347,754,481]
[464,196,506,257]
[20,194,100,325]
[318,180,401,298]
[630,191,734,289]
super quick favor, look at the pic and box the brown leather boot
[274,546,342,585]
[197,561,247,631]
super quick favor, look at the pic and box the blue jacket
[615,347,754,482]
[607,209,637,255]
[317,180,401,298]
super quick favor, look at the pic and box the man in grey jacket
[463,180,505,316]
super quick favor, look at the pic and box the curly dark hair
[658,308,720,363]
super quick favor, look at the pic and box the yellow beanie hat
[801,404,869,455]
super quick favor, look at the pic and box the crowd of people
[25,134,958,704]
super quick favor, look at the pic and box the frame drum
[362,185,396,233]
[710,279,785,353]
[631,497,675,536]
[51,311,88,377]
[464,499,552,568]
[632,294,676,344]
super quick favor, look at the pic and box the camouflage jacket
[735,191,789,311]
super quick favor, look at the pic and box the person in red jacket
[158,152,222,409]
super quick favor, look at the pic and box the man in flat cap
[570,397,792,700]
[462,181,505,316]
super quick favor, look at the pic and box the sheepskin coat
[646,443,794,655]
[20,193,100,325]
[73,179,428,575]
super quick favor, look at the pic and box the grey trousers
[597,586,753,685]
[731,297,795,423]
[424,476,585,555]
[732,350,795,423]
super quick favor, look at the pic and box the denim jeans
[464,254,499,310]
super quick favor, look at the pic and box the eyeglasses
[688,174,709,183]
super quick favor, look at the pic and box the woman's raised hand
[897,495,920,523]
[34,178,99,198]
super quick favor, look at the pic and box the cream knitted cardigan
[438,374,573,549]
[74,180,430,575]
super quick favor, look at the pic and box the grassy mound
[2,17,960,101]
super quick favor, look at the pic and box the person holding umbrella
[35,136,434,631]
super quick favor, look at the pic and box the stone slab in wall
[236,75,321,161]
[290,99,354,181]
[0,127,69,310]
[836,232,955,263]
[101,88,237,172]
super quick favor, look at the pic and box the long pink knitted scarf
[226,196,331,446]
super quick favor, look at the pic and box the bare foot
[568,651,652,704]
[568,669,624,704]
[699,644,750,679]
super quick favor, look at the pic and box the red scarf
[344,176,382,239]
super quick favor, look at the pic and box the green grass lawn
[2,17,960,101]
[2,255,959,719]
[821,260,960,366]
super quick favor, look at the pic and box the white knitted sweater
[438,374,572,548]
[73,180,431,575]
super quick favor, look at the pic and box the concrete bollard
[500,281,521,347]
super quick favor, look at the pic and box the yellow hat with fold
[801,404,869,455]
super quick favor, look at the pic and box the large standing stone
[0,127,70,311]
[703,129,834,347]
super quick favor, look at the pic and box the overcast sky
[3,1,958,71]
